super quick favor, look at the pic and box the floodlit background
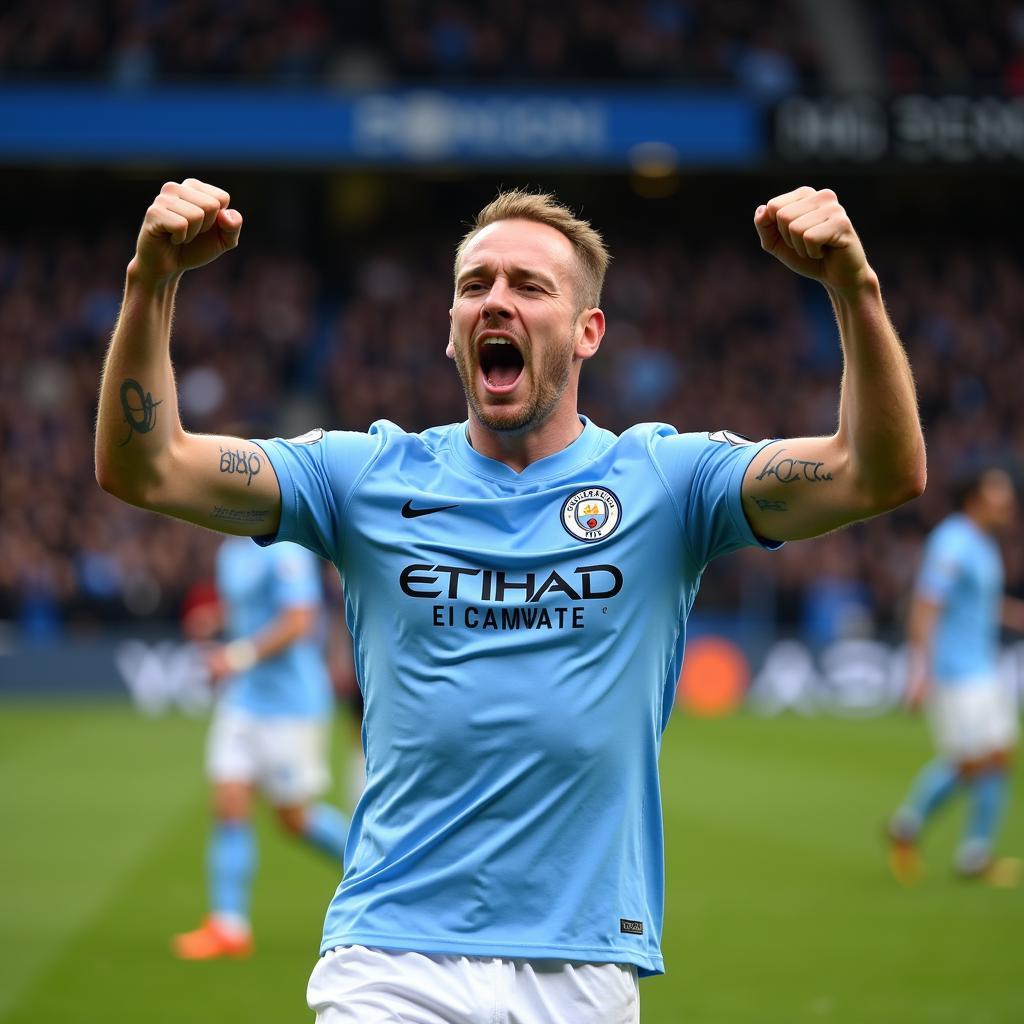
[1,2,1022,1022]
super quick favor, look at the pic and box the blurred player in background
[173,535,350,959]
[888,468,1024,886]
[96,179,925,1021]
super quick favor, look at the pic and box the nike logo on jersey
[401,500,460,519]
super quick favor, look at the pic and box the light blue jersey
[916,513,1003,686]
[255,418,776,976]
[217,538,332,719]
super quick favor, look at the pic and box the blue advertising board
[0,85,761,166]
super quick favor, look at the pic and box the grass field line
[0,708,207,1020]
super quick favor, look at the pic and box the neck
[466,403,585,473]
[964,508,992,534]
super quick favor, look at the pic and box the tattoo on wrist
[753,497,788,512]
[117,378,162,447]
[219,447,262,486]
[755,448,833,485]
[211,506,269,523]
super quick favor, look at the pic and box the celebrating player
[173,535,350,959]
[96,179,925,1021]
[888,468,1024,886]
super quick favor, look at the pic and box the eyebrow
[456,264,560,291]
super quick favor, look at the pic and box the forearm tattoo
[211,506,269,523]
[753,497,788,512]
[219,446,262,486]
[117,378,162,447]
[755,447,833,485]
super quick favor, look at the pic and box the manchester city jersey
[217,537,333,719]
[255,417,776,976]
[916,513,1003,686]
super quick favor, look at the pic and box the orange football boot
[885,821,923,886]
[172,916,254,960]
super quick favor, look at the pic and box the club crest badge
[561,487,622,542]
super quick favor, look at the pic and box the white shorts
[205,705,331,805]
[928,676,1019,763]
[307,944,640,1024]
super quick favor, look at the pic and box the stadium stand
[863,0,1024,93]
[2,220,1020,638]
[0,0,820,92]
[0,1,1019,644]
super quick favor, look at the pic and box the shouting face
[448,218,600,435]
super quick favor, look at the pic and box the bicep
[741,435,873,542]
[148,432,282,536]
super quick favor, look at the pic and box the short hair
[951,465,1011,509]
[455,189,611,310]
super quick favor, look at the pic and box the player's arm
[741,187,926,543]
[906,593,941,709]
[95,179,281,537]
[206,605,317,682]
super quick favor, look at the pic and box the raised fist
[754,186,873,293]
[131,178,242,285]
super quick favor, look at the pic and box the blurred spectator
[0,0,820,92]
[865,0,1024,93]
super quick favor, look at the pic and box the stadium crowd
[2,220,1021,641]
[9,0,1024,95]
[865,0,1024,94]
[0,0,818,94]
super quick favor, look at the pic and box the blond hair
[455,189,611,310]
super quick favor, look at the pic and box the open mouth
[478,336,525,392]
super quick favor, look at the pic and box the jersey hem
[931,671,1001,687]
[318,932,665,976]
[220,695,332,720]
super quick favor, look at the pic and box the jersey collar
[450,416,604,484]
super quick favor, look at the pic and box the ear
[574,308,605,362]
[446,309,455,359]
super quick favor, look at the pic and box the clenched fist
[754,186,874,293]
[130,178,242,285]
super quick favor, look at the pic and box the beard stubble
[453,327,576,434]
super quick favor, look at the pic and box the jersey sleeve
[251,426,385,563]
[916,528,964,604]
[648,426,782,568]
[269,543,323,609]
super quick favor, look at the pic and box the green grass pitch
[0,703,1020,1023]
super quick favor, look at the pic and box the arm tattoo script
[117,378,162,447]
[211,506,269,523]
[753,497,788,512]
[219,447,262,486]
[755,447,833,485]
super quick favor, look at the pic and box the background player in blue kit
[96,179,925,1021]
[888,468,1024,887]
[173,536,350,960]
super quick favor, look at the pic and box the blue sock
[957,770,1010,872]
[207,821,256,921]
[894,759,960,839]
[303,803,349,863]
